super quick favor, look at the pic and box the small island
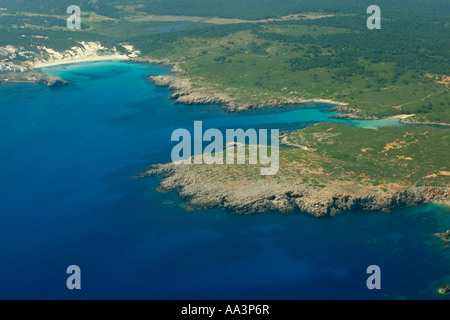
[438,285,450,296]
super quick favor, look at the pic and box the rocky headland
[325,106,380,120]
[435,230,450,249]
[131,57,450,128]
[438,285,450,296]
[0,72,68,87]
[401,116,450,127]
[126,57,184,74]
[137,162,450,217]
[148,74,348,112]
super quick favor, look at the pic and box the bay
[0,60,448,299]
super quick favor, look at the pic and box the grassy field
[282,123,449,188]
[1,9,448,126]
[182,123,450,191]
[0,3,448,193]
[88,14,450,123]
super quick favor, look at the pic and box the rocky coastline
[128,57,351,112]
[137,163,450,217]
[147,73,450,125]
[0,72,68,87]
[131,57,450,217]
[132,58,450,127]
[438,285,450,296]
[435,230,450,249]
[126,57,184,74]
[147,74,349,112]
[325,106,380,120]
[401,116,450,127]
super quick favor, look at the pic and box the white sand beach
[28,41,139,69]
[30,54,130,69]
[392,114,416,120]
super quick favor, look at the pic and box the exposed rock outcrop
[401,116,450,127]
[435,230,450,249]
[326,106,380,120]
[438,285,450,295]
[137,163,450,216]
[0,72,68,87]
[126,57,184,74]
[148,74,348,112]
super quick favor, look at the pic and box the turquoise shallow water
[0,61,448,299]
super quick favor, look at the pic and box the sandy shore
[392,114,416,120]
[27,41,139,69]
[30,54,130,69]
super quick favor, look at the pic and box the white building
[0,62,28,73]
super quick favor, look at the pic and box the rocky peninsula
[131,57,450,127]
[139,121,449,217]
[139,162,449,216]
[148,74,348,112]
[0,72,68,87]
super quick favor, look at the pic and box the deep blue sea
[0,61,448,299]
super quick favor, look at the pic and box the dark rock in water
[435,230,450,249]
[44,76,68,87]
[438,285,450,295]
[436,230,450,240]
[0,72,68,87]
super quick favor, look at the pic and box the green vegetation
[118,15,449,122]
[1,2,448,121]
[282,123,449,188]
[1,0,448,20]
[185,123,449,190]
[0,14,67,28]
[0,0,448,191]
[16,1,441,123]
